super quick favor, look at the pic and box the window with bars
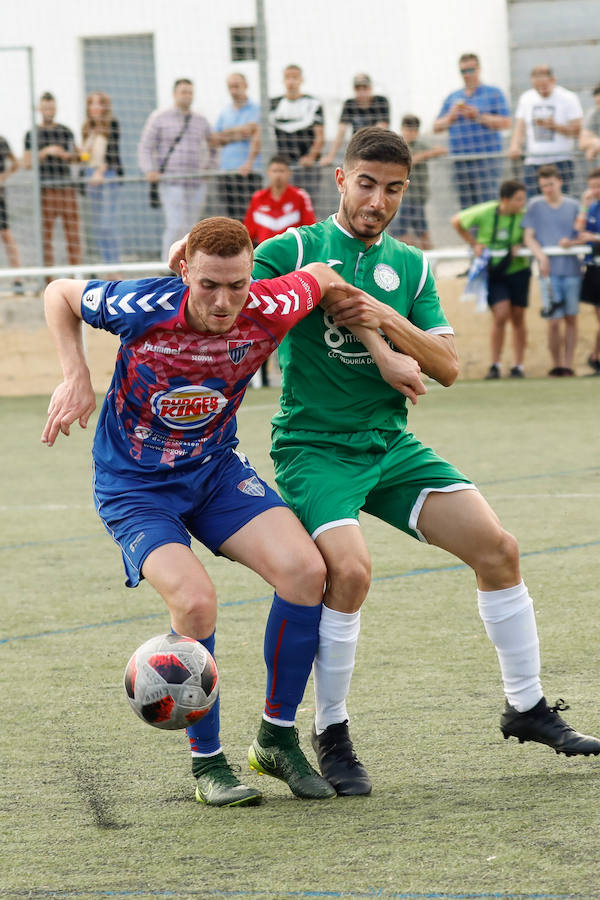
[230,26,256,62]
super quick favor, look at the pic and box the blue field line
[0,533,102,552]
[0,889,594,899]
[1,538,599,647]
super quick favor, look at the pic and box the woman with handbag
[452,179,530,379]
[81,92,123,267]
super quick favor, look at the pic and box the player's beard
[340,197,395,241]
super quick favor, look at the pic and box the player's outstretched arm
[324,282,459,386]
[41,279,96,447]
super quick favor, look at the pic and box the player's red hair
[186,217,253,260]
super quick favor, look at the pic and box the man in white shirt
[269,65,324,207]
[508,65,582,197]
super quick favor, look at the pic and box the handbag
[148,113,191,210]
[149,181,161,208]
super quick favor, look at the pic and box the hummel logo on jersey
[144,341,180,356]
[247,290,300,315]
[105,291,177,316]
[237,476,266,497]
[227,340,253,365]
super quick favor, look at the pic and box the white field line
[2,493,599,512]
[0,503,93,511]
[486,493,600,499]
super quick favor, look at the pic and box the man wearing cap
[320,74,390,168]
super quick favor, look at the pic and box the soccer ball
[123,633,219,730]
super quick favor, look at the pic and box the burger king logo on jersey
[150,384,227,430]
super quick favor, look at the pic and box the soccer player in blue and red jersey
[41,216,406,807]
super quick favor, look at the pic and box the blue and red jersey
[81,271,321,473]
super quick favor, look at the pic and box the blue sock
[180,631,221,755]
[263,593,322,723]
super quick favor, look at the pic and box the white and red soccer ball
[124,633,219,730]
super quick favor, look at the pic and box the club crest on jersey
[227,340,253,365]
[237,476,266,497]
[150,384,226,430]
[373,263,400,292]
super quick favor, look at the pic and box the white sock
[313,607,361,733]
[477,580,542,712]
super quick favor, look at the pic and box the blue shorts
[92,449,287,587]
[540,275,581,319]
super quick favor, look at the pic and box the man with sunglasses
[434,53,511,208]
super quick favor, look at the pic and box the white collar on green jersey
[332,214,384,246]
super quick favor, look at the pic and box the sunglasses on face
[460,67,477,75]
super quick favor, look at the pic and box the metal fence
[1,0,599,289]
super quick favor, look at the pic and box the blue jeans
[87,168,120,264]
[540,275,581,318]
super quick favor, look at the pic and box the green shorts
[270,427,475,542]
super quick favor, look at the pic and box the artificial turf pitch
[1,378,599,899]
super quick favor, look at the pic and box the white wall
[0,0,510,156]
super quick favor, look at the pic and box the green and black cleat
[193,752,262,807]
[248,721,336,799]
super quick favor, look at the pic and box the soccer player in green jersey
[169,127,600,796]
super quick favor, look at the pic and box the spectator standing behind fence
[270,64,324,203]
[244,155,316,247]
[319,74,389,168]
[211,73,262,221]
[508,65,582,198]
[0,135,24,294]
[579,84,600,163]
[434,53,511,208]
[388,115,446,250]
[573,167,600,374]
[138,79,212,260]
[244,154,316,388]
[452,179,530,380]
[24,92,81,274]
[81,92,123,268]
[522,165,581,376]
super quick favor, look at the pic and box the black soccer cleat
[311,720,372,796]
[500,697,600,757]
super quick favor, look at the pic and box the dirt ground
[0,274,598,397]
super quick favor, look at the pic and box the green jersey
[252,215,453,433]
[458,201,529,275]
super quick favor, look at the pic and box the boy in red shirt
[244,154,316,246]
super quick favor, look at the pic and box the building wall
[0,0,510,154]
